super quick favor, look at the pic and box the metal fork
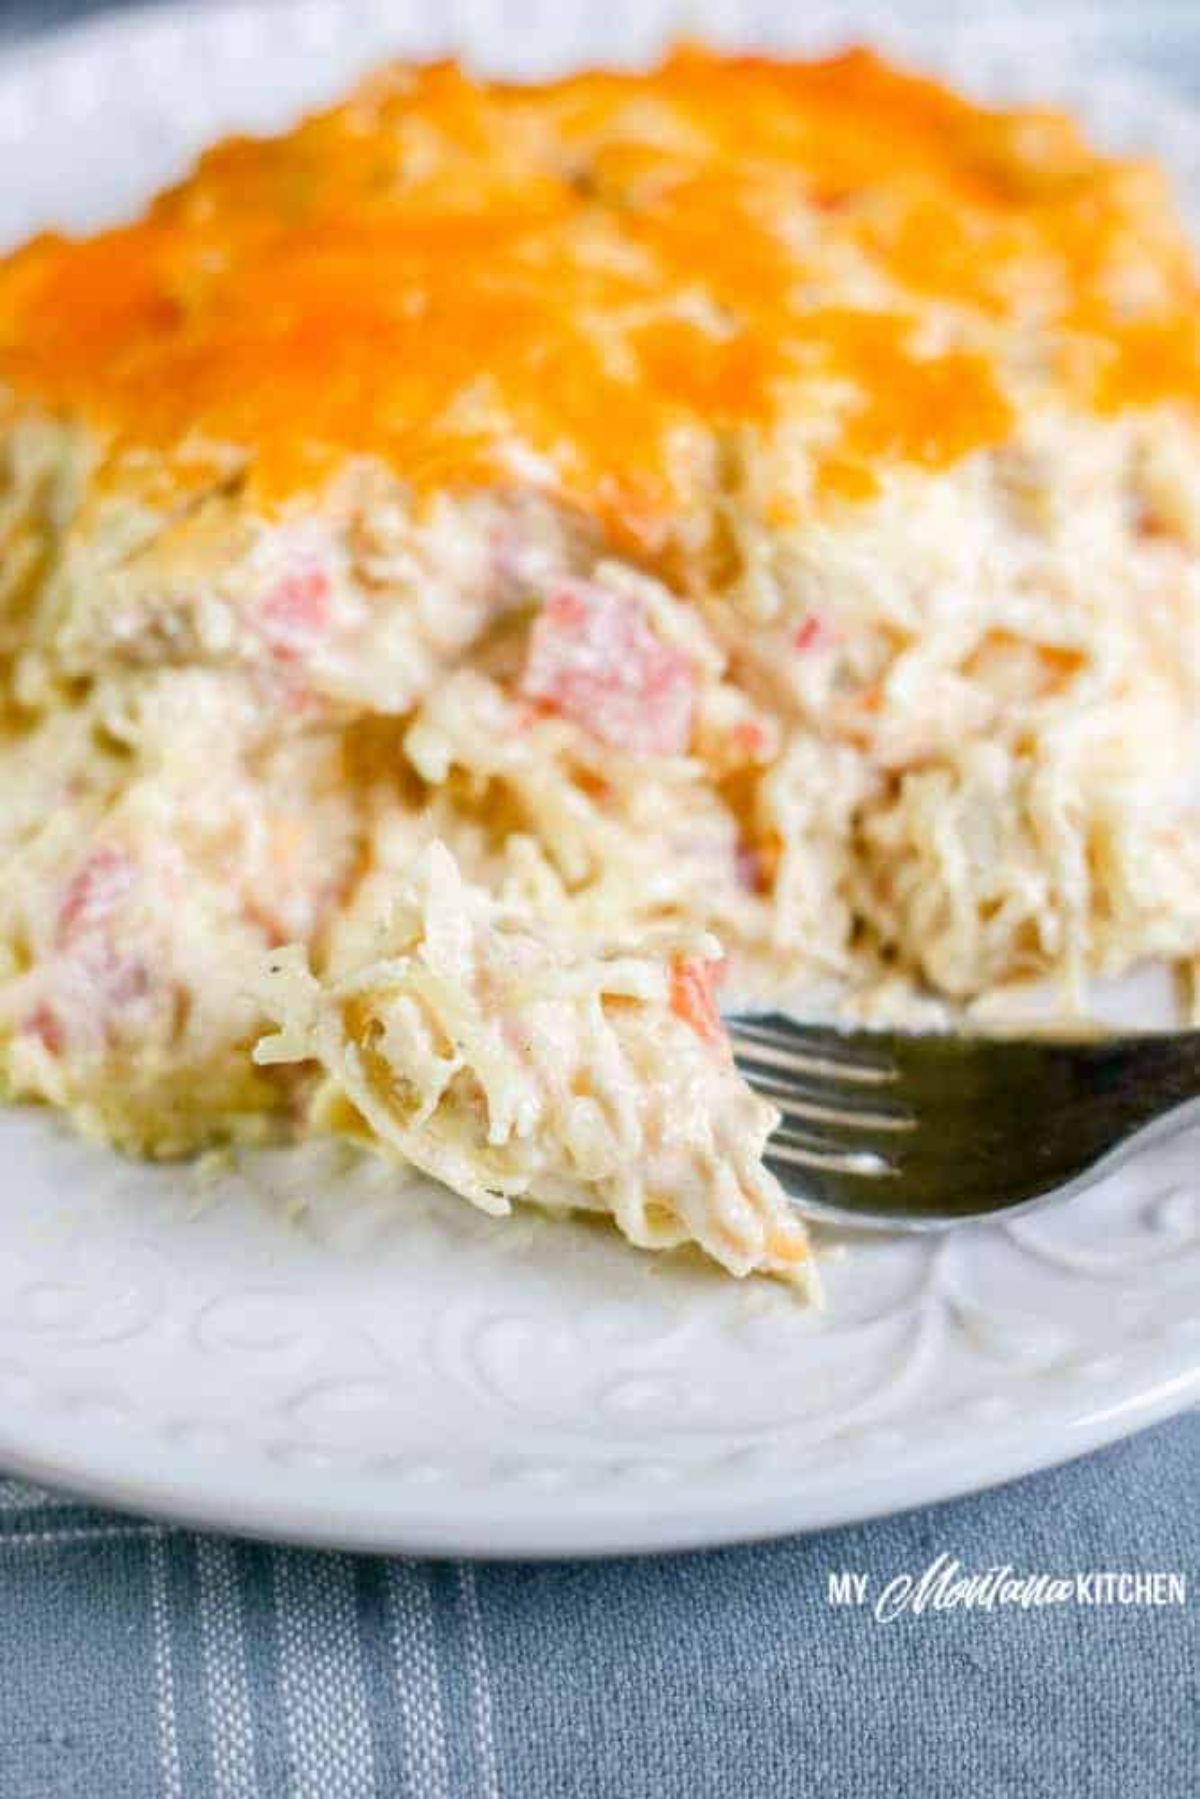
[728,1015,1200,1229]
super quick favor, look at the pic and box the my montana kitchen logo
[827,1554,1188,1622]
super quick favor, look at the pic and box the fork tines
[729,1014,910,1179]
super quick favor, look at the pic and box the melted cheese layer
[1,47,1196,550]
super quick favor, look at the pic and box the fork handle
[1109,1030,1200,1119]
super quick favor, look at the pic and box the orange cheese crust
[0,46,1197,549]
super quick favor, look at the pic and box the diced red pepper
[521,580,695,757]
[21,1004,64,1056]
[258,566,331,655]
[735,840,766,894]
[669,955,726,1047]
[50,848,155,1045]
[793,615,834,654]
[56,848,137,950]
[102,958,151,1008]
[729,720,767,760]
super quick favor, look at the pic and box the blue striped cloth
[1,1415,1195,1797]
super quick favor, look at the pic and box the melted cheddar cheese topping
[1,47,1197,543]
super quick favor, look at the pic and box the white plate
[0,0,1197,1556]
